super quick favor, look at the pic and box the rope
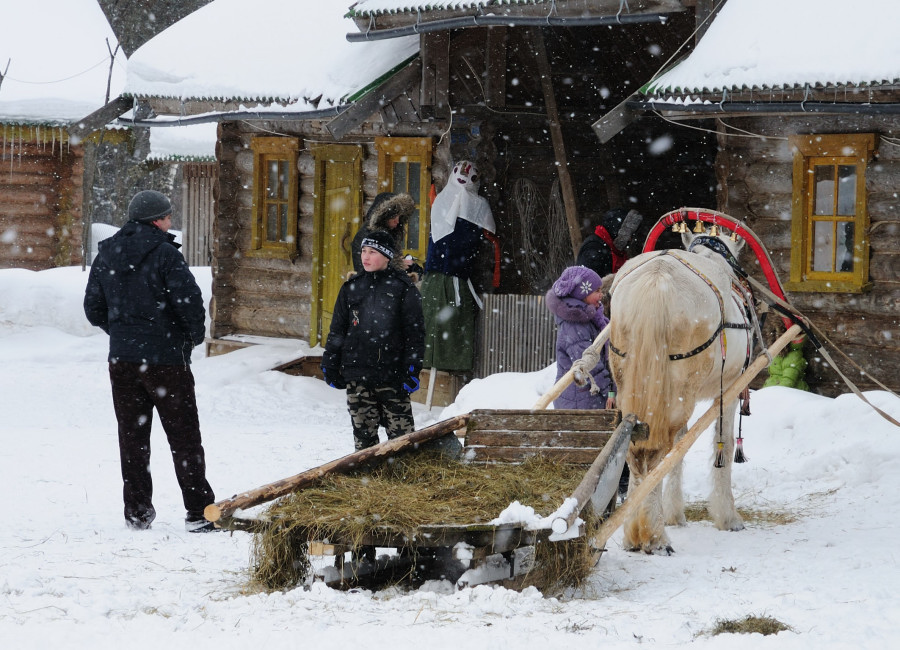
[744,275,900,428]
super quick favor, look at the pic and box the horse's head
[681,229,745,267]
[680,228,745,257]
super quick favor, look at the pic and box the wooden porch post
[531,27,582,256]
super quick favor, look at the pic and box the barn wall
[0,129,83,270]
[716,115,900,396]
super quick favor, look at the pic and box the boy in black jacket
[322,229,425,450]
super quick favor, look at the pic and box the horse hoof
[644,545,675,556]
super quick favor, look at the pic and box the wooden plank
[465,430,612,448]
[465,446,610,465]
[468,409,620,432]
[327,58,422,139]
[308,542,351,557]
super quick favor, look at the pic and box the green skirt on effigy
[420,272,477,371]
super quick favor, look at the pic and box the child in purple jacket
[545,265,614,410]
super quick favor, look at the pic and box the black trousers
[109,360,214,524]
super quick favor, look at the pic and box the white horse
[609,230,753,554]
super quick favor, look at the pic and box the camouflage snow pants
[346,382,415,450]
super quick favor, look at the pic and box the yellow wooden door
[311,145,363,346]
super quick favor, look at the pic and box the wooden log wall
[0,128,83,270]
[211,118,440,342]
[717,115,900,396]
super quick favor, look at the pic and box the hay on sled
[249,452,602,594]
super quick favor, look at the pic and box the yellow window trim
[248,136,300,259]
[787,133,875,293]
[375,136,433,260]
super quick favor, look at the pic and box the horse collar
[688,236,746,279]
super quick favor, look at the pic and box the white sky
[0,0,125,124]
[1,265,899,647]
[147,123,217,161]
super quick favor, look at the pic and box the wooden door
[311,145,363,346]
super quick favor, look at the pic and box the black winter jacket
[322,266,425,389]
[84,220,206,365]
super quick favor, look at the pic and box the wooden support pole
[532,324,610,410]
[551,414,641,535]
[205,414,470,523]
[590,324,803,551]
[531,27,581,255]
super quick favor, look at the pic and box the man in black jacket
[84,190,217,533]
[322,229,425,450]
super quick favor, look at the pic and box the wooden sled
[209,409,646,590]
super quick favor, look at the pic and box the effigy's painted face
[450,160,479,192]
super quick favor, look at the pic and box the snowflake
[579,280,594,295]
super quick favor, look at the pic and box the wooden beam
[483,27,507,108]
[591,94,640,144]
[327,58,423,139]
[530,27,581,255]
[68,95,133,143]
[550,414,642,534]
[205,414,470,522]
[420,31,451,120]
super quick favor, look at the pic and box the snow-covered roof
[148,123,217,162]
[350,0,543,15]
[125,0,419,108]
[0,0,125,125]
[645,0,900,96]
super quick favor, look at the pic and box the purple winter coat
[545,290,612,409]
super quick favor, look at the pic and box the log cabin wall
[716,115,900,396]
[0,127,83,270]
[210,118,441,342]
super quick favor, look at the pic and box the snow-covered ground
[1,265,898,649]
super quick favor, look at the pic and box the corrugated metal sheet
[181,162,216,266]
[476,293,557,378]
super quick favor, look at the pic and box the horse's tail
[612,263,679,450]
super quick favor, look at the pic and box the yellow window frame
[375,136,433,262]
[249,137,300,259]
[786,133,875,293]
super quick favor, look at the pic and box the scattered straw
[708,614,791,636]
[683,502,798,526]
[249,452,596,593]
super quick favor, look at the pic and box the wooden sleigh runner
[206,409,647,591]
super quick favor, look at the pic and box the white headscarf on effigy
[430,160,496,242]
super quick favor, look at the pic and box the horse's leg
[663,426,687,526]
[623,450,673,554]
[708,401,744,531]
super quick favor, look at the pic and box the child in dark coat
[322,229,425,450]
[545,265,614,410]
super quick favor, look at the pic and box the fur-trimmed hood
[365,192,416,231]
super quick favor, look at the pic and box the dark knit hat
[128,190,172,223]
[552,265,603,300]
[360,229,397,260]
